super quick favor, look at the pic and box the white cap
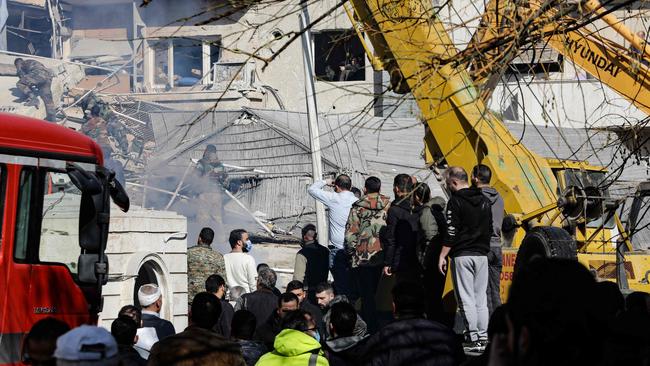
[54,325,118,361]
[138,283,161,307]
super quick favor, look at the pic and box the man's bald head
[445,166,469,192]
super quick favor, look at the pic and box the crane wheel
[513,226,577,276]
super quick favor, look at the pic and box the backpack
[417,203,448,269]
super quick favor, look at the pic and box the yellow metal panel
[348,0,559,218]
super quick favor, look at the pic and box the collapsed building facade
[1,0,650,328]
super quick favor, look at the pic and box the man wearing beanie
[138,284,175,341]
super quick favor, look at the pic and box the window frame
[13,166,84,277]
[312,29,367,83]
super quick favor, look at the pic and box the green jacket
[187,244,227,303]
[256,329,329,366]
[345,193,391,268]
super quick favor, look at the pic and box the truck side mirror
[78,193,103,252]
[78,253,108,285]
[109,176,129,213]
[67,163,102,195]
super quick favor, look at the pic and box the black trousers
[352,265,383,334]
[487,246,503,315]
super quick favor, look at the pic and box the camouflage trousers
[17,79,56,121]
[196,191,224,227]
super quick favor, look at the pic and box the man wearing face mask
[224,229,258,293]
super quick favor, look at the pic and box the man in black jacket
[323,302,366,366]
[234,267,279,334]
[293,224,329,303]
[206,274,235,338]
[254,292,300,349]
[438,166,492,352]
[287,280,324,333]
[111,316,147,366]
[383,174,420,284]
[359,282,464,365]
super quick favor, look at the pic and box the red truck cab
[0,114,128,364]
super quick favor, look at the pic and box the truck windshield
[39,171,83,274]
[14,168,84,275]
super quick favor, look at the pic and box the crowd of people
[19,166,650,365]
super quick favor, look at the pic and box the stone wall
[97,205,188,332]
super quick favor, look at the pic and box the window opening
[313,30,366,82]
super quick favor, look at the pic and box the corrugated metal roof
[144,107,650,234]
[147,108,436,221]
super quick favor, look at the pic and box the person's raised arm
[307,179,337,206]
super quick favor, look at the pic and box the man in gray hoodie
[472,164,505,316]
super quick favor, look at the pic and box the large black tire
[513,226,577,276]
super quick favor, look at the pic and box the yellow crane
[467,0,650,110]
[345,0,650,300]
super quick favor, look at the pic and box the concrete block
[160,254,187,273]
[172,315,188,332]
[173,294,189,315]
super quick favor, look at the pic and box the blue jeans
[329,247,353,299]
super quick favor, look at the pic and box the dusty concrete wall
[252,242,301,292]
[0,52,86,119]
[135,0,376,114]
[98,205,188,332]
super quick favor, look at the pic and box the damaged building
[1,0,650,332]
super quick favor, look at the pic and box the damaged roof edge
[9,0,46,8]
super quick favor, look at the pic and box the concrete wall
[0,52,86,120]
[132,0,376,114]
[97,205,188,332]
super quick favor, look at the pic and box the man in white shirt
[307,174,358,298]
[224,229,257,293]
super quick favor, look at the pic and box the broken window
[204,38,222,84]
[148,37,222,89]
[507,42,564,75]
[313,30,366,82]
[6,2,53,57]
[173,38,202,86]
[152,40,170,86]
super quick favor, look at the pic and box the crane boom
[347,0,558,219]
[467,0,650,112]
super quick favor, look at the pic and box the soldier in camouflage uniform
[187,227,227,303]
[14,58,57,122]
[194,144,227,226]
[81,106,111,148]
[345,176,390,334]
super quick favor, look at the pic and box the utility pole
[300,4,328,246]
